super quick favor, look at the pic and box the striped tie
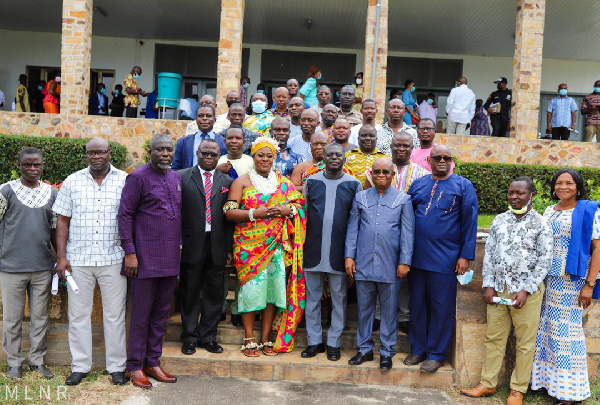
[204,172,212,226]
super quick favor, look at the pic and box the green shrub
[455,162,600,214]
[0,134,127,184]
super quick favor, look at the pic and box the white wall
[1,28,599,111]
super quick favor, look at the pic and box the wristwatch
[585,279,597,287]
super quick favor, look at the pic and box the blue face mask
[427,99,434,105]
[115,90,120,95]
[317,74,322,80]
[336,92,340,97]
[243,83,249,89]
[133,73,140,80]
[257,89,265,94]
[411,87,416,93]
[100,88,106,94]
[559,89,568,96]
[594,87,600,93]
[37,86,43,91]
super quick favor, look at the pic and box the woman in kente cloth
[224,137,307,356]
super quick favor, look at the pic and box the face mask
[133,74,140,80]
[100,88,106,94]
[252,100,267,114]
[496,84,503,90]
[243,82,249,89]
[37,86,43,91]
[411,87,416,93]
[257,89,265,94]
[594,87,600,93]
[508,198,531,215]
[115,90,120,95]
[317,74,322,80]
[427,99,434,105]
[336,92,340,97]
[355,78,362,85]
[454,82,458,88]
[559,89,568,96]
[55,77,61,83]
[226,99,236,108]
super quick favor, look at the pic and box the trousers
[356,280,399,357]
[305,271,348,347]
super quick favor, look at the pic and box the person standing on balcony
[483,77,512,137]
[15,74,30,113]
[546,83,578,141]
[299,66,322,108]
[123,66,147,118]
[580,80,600,142]
[402,79,418,126]
[446,77,475,135]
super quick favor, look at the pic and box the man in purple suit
[118,134,181,389]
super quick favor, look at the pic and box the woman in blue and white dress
[531,168,600,404]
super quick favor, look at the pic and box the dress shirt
[345,187,414,283]
[547,96,578,128]
[446,84,476,124]
[52,165,127,266]
[344,148,388,185]
[213,113,231,134]
[288,136,313,161]
[408,174,478,274]
[482,209,552,295]
[98,93,107,115]
[410,144,455,173]
[198,167,216,232]
[193,130,216,166]
[275,147,304,177]
[217,127,258,155]
[289,123,303,140]
[375,123,419,156]
[418,101,438,122]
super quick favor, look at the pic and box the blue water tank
[157,72,182,109]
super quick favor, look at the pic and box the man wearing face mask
[110,85,125,117]
[88,83,109,116]
[123,66,147,118]
[546,83,578,141]
[483,77,512,137]
[418,93,438,123]
[240,76,250,110]
[581,80,600,142]
[242,93,275,137]
[352,72,364,112]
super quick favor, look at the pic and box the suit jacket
[179,166,233,265]
[172,132,227,171]
[88,93,109,115]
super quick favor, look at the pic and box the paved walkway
[120,376,455,404]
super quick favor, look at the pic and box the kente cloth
[233,172,307,352]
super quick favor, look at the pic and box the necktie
[204,172,212,226]
[201,132,209,140]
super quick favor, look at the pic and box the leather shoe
[301,343,325,358]
[199,341,224,353]
[326,346,341,361]
[126,370,152,389]
[460,383,497,398]
[143,366,177,383]
[398,321,410,335]
[348,351,374,365]
[231,314,243,327]
[420,359,444,373]
[65,372,87,386]
[380,356,393,371]
[403,353,426,366]
[111,371,128,385]
[30,364,53,379]
[6,366,21,379]
[506,389,523,405]
[181,341,196,355]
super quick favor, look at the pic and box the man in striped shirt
[546,83,578,141]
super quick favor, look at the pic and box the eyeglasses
[85,150,111,157]
[21,162,42,168]
[430,155,453,162]
[372,169,391,175]
[418,127,436,132]
[199,151,219,158]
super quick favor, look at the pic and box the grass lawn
[478,214,496,229]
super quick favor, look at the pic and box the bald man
[446,77,476,135]
[405,145,478,373]
[345,157,415,372]
[288,109,320,161]
[271,87,291,118]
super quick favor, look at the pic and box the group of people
[2,72,62,114]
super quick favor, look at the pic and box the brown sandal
[241,337,260,357]
[261,341,278,356]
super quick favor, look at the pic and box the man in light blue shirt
[345,157,414,372]
[547,83,578,141]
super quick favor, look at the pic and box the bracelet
[248,208,256,222]
[222,201,239,214]
[286,204,297,219]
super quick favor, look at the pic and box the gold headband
[251,138,279,156]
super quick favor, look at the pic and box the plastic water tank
[157,72,182,109]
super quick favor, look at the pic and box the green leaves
[0,134,127,184]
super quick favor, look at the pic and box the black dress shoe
[398,321,410,335]
[380,356,393,371]
[65,372,88,386]
[218,313,227,322]
[111,371,129,385]
[231,314,243,327]
[30,364,53,379]
[199,341,224,353]
[181,341,196,355]
[6,367,21,379]
[348,351,374,365]
[373,319,380,332]
[326,346,341,361]
[301,343,325,358]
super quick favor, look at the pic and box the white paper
[65,271,80,295]
[492,297,516,306]
[51,274,59,295]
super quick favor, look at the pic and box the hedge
[455,162,600,214]
[0,134,127,184]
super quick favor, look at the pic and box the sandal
[241,337,260,357]
[261,341,278,356]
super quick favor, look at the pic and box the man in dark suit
[172,105,227,170]
[88,83,109,115]
[178,138,233,355]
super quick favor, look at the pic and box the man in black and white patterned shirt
[0,147,57,380]
[461,176,552,403]
[53,138,129,387]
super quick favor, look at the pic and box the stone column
[60,0,94,115]
[363,0,389,123]
[215,0,245,116]
[510,0,546,139]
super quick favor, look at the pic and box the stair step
[160,342,453,387]
[166,314,410,352]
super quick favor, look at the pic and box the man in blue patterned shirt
[271,117,304,177]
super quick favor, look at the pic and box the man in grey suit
[178,139,233,355]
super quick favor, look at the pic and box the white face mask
[356,78,363,85]
[252,100,267,114]
[55,76,61,83]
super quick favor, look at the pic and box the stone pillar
[510,0,546,139]
[60,0,94,115]
[216,0,245,116]
[363,0,389,123]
